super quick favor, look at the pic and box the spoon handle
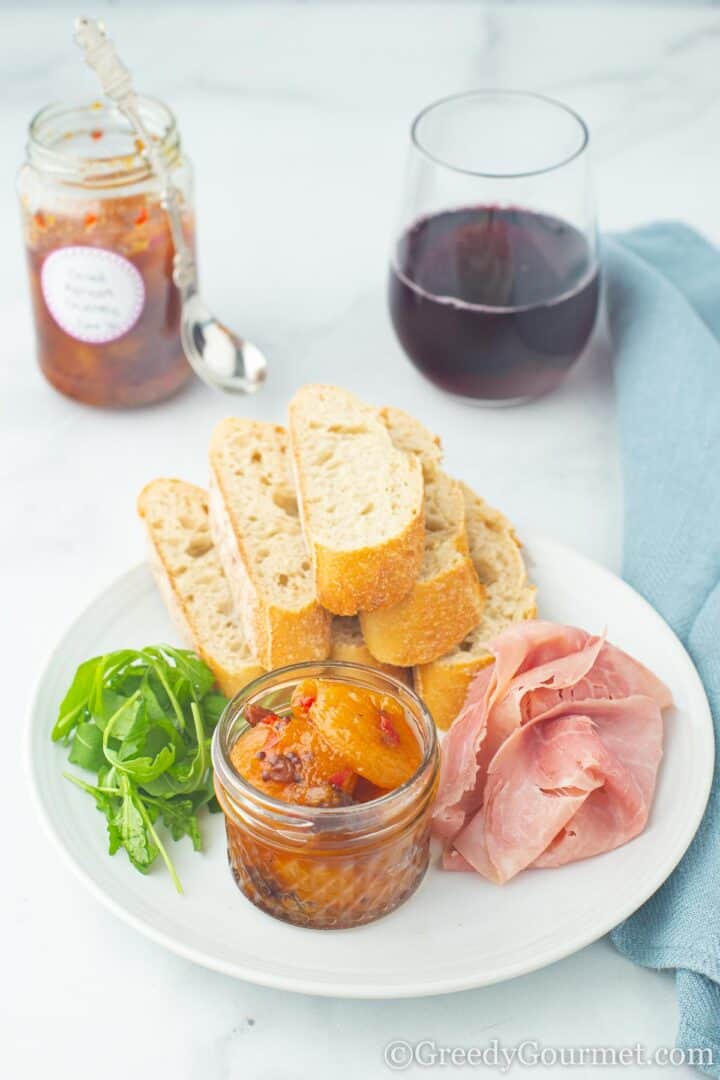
[73,16,196,296]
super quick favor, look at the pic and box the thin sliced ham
[453,697,662,882]
[532,696,664,868]
[433,624,604,839]
[432,621,672,883]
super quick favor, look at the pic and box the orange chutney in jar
[18,99,194,407]
[212,665,439,930]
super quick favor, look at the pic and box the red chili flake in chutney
[378,712,400,747]
[248,699,287,725]
[90,129,104,141]
[328,768,352,789]
[84,212,98,228]
[245,703,280,727]
[296,694,316,712]
[135,207,149,227]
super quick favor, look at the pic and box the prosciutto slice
[432,623,602,840]
[432,621,672,883]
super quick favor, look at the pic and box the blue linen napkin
[604,223,720,1072]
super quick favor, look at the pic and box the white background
[4,3,719,1078]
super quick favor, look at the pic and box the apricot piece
[304,681,421,789]
[229,713,355,807]
[272,715,356,798]
[228,723,284,799]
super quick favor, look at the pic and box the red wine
[388,206,600,403]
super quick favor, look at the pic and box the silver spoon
[73,15,267,395]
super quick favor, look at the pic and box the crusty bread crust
[289,386,425,615]
[413,485,536,730]
[361,554,485,667]
[361,415,484,665]
[138,478,265,698]
[413,652,494,733]
[208,420,332,669]
[310,513,425,615]
[330,617,410,684]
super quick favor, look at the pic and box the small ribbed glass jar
[17,97,194,407]
[212,662,439,930]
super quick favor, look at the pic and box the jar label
[41,246,145,344]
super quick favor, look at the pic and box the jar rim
[26,96,180,186]
[211,660,439,826]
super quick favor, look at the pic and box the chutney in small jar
[17,98,195,407]
[211,662,439,930]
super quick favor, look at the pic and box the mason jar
[212,661,439,930]
[17,97,195,407]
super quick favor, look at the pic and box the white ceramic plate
[28,536,713,998]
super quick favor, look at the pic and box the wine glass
[388,90,599,405]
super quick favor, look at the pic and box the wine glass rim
[410,89,590,179]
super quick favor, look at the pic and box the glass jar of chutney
[212,662,440,930]
[17,97,195,407]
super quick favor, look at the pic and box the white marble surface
[4,4,720,1078]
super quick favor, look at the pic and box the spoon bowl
[181,292,267,394]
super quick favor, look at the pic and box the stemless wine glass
[388,90,600,405]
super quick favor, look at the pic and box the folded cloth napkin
[604,223,720,1073]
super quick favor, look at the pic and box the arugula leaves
[53,646,228,893]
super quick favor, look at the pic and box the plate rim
[26,536,715,998]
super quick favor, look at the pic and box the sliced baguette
[288,385,425,615]
[414,484,537,729]
[359,412,485,666]
[137,478,265,697]
[208,419,332,669]
[330,616,410,685]
[378,405,442,468]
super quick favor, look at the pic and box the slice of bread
[378,405,442,468]
[414,484,537,730]
[138,478,265,697]
[330,616,410,685]
[359,412,485,666]
[208,419,332,669]
[288,385,425,615]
